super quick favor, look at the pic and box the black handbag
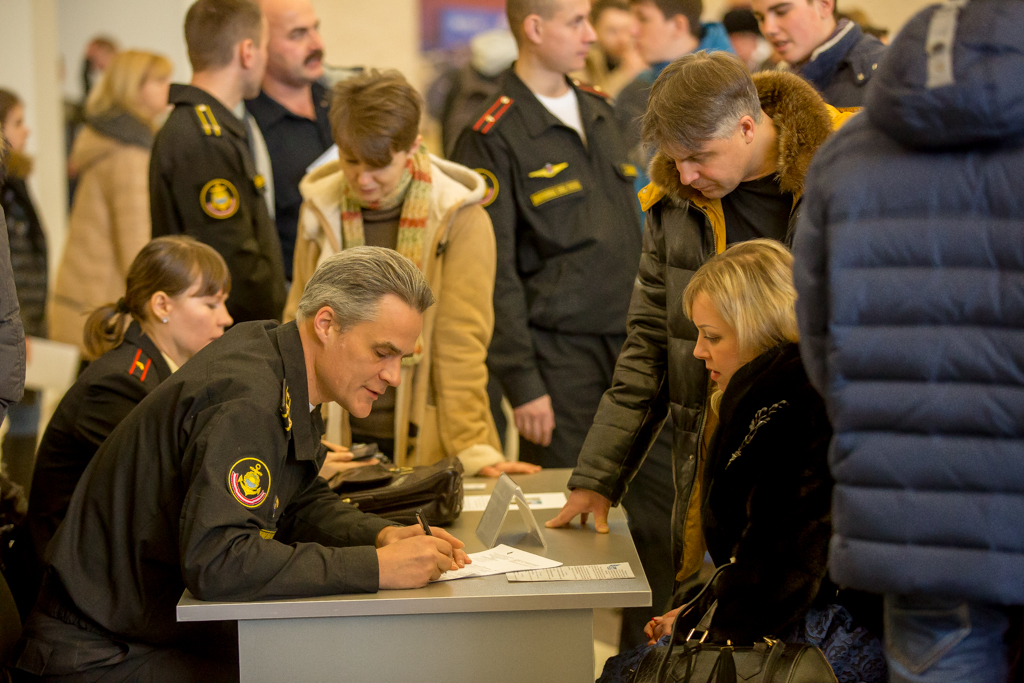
[630,563,838,683]
[329,457,464,526]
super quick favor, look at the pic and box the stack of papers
[433,544,561,582]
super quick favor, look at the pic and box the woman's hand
[318,440,379,481]
[644,605,684,645]
[477,460,542,478]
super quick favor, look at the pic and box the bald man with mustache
[246,0,333,282]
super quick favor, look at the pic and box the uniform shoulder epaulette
[472,95,514,134]
[127,348,153,382]
[194,104,222,137]
[573,80,611,100]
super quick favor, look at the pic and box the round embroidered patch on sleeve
[201,179,240,219]
[228,458,271,508]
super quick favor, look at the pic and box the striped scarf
[339,146,432,269]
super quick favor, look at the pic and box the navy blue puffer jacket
[793,0,1024,605]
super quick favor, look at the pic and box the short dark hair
[642,51,761,153]
[184,0,263,72]
[630,0,703,39]
[722,8,760,36]
[329,70,422,169]
[506,0,559,42]
[590,0,630,25]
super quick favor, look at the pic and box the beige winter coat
[49,126,152,355]
[285,154,504,475]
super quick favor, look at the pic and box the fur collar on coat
[647,71,840,206]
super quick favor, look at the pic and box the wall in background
[57,0,193,103]
[312,0,422,87]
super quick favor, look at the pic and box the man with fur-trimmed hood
[548,51,854,593]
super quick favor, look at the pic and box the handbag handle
[655,559,735,683]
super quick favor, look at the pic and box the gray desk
[177,469,650,682]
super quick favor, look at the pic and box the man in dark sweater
[245,0,333,282]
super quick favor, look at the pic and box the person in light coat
[287,69,538,478]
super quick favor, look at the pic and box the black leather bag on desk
[630,563,838,683]
[329,458,464,526]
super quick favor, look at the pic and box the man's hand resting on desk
[478,460,542,477]
[545,488,612,533]
[375,525,471,588]
[514,395,555,446]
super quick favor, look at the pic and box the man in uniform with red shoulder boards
[452,0,642,471]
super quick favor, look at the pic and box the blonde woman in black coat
[601,240,884,683]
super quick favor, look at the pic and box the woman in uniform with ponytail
[25,236,232,581]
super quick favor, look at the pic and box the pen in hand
[416,510,433,536]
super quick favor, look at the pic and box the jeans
[885,594,1010,683]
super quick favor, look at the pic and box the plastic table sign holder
[475,473,547,549]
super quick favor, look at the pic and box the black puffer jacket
[690,344,833,642]
[567,71,844,568]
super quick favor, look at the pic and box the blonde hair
[683,239,799,357]
[84,50,172,128]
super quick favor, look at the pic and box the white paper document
[463,482,487,491]
[462,491,568,512]
[432,544,562,582]
[507,563,635,582]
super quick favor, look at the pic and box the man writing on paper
[12,248,468,683]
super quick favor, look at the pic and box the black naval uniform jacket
[27,322,172,572]
[36,321,394,648]
[150,84,287,323]
[452,69,643,408]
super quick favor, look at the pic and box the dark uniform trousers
[150,84,286,323]
[12,322,393,681]
[12,574,238,683]
[452,69,673,649]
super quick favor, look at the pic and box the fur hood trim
[648,71,837,204]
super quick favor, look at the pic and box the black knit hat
[722,8,761,36]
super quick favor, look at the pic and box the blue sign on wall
[438,8,507,49]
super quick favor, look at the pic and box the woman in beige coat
[49,51,172,357]
[287,70,539,478]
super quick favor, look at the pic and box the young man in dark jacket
[150,0,286,323]
[751,0,884,107]
[548,52,853,587]
[793,2,1024,680]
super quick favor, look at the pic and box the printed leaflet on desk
[507,563,635,582]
